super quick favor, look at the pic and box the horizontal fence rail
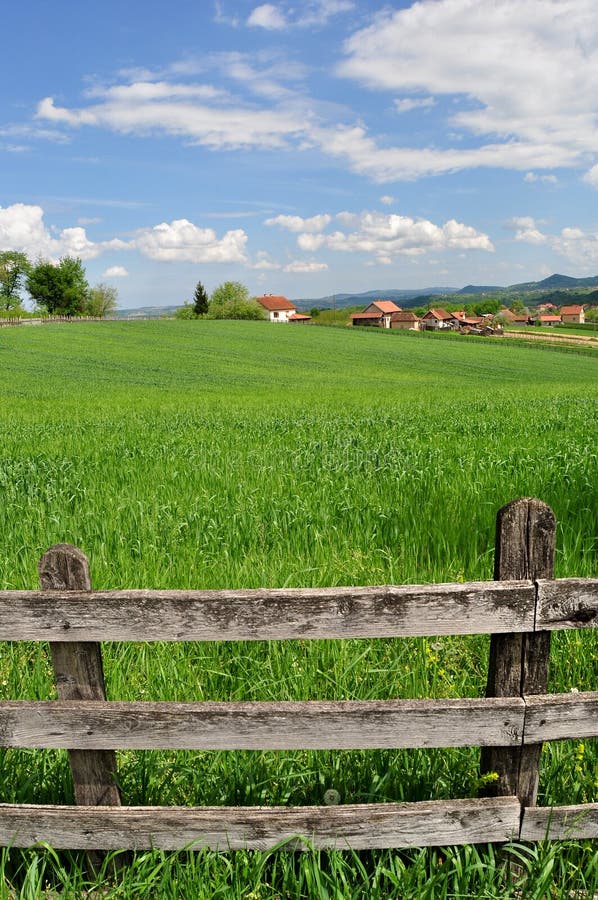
[0,578,595,642]
[0,693,596,751]
[0,498,595,855]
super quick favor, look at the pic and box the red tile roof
[256,295,296,311]
[539,315,562,323]
[288,313,311,321]
[422,308,452,320]
[351,311,383,319]
[560,305,584,315]
[391,310,419,321]
[371,300,402,313]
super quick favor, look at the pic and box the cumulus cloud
[131,218,248,262]
[380,195,394,206]
[509,216,548,245]
[289,209,494,262]
[247,4,287,29]
[506,215,598,267]
[103,266,129,277]
[265,213,331,232]
[0,203,126,260]
[0,203,250,267]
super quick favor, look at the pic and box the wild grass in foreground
[0,321,596,896]
[0,841,595,898]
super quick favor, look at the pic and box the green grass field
[0,320,596,897]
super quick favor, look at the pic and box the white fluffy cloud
[247,4,287,29]
[0,203,126,260]
[507,215,598,267]
[0,204,249,267]
[509,216,548,245]
[265,213,331,233]
[131,219,248,262]
[102,266,129,277]
[284,209,494,262]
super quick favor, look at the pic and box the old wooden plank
[523,692,598,742]
[39,545,121,809]
[0,581,536,642]
[0,698,525,750]
[0,798,522,850]
[481,498,556,805]
[536,579,598,631]
[520,803,598,841]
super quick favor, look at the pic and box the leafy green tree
[0,251,30,312]
[85,282,118,317]
[175,302,197,319]
[27,257,89,315]
[192,280,209,316]
[209,281,265,320]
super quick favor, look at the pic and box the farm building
[560,305,585,324]
[350,300,402,329]
[256,295,308,323]
[537,314,562,326]
[391,310,420,330]
[421,308,453,330]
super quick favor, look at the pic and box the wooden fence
[0,498,596,852]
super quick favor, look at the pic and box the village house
[391,310,420,330]
[350,299,402,329]
[560,304,585,324]
[420,308,453,330]
[256,295,311,323]
[537,314,562,326]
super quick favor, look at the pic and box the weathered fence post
[480,498,556,807]
[39,544,121,866]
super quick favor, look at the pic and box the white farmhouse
[256,294,310,323]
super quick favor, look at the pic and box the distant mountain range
[116,274,598,317]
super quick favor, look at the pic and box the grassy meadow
[0,319,596,897]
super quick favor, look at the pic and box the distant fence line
[0,315,160,327]
[0,498,596,854]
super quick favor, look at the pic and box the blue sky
[2,0,598,308]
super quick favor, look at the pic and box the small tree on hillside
[0,251,30,312]
[192,280,209,316]
[209,281,264,320]
[85,282,118,317]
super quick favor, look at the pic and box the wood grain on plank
[523,692,598,742]
[536,579,598,631]
[0,798,522,850]
[0,581,535,642]
[520,803,598,841]
[0,698,525,750]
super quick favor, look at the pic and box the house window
[273,311,279,318]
